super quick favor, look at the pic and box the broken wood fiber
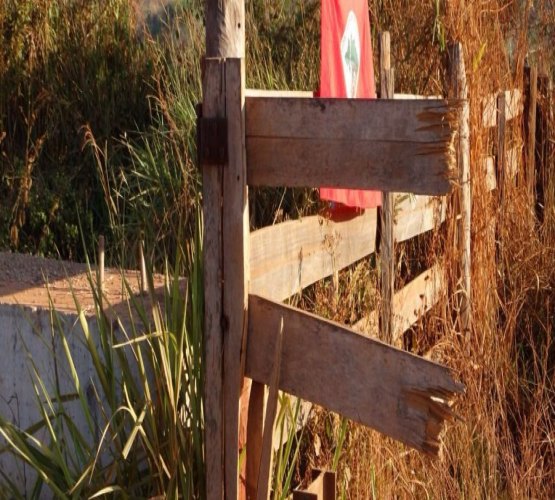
[246,295,464,456]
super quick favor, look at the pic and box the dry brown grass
[293,1,555,498]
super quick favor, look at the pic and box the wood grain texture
[393,194,447,243]
[205,0,244,58]
[247,137,455,195]
[353,264,446,340]
[245,96,459,194]
[482,88,523,128]
[379,31,395,344]
[249,210,377,301]
[246,295,464,455]
[245,88,313,98]
[222,58,249,500]
[449,42,472,335]
[483,156,497,192]
[246,96,459,143]
[202,57,226,500]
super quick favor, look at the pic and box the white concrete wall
[0,304,106,495]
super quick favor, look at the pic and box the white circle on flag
[340,11,361,98]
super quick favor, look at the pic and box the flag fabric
[319,0,381,209]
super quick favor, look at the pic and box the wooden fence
[200,2,552,497]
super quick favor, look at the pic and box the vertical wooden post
[202,57,226,500]
[525,66,538,209]
[536,73,550,223]
[204,2,247,499]
[223,57,250,500]
[449,42,472,336]
[496,91,507,203]
[98,235,105,294]
[379,32,395,345]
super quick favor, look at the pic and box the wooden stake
[525,66,538,215]
[98,235,105,294]
[449,42,472,336]
[256,319,284,500]
[379,32,395,345]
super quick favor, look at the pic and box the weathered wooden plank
[246,96,459,144]
[249,209,378,301]
[222,58,250,500]
[247,137,455,195]
[393,194,447,243]
[201,57,226,500]
[293,470,336,500]
[394,93,443,100]
[353,264,446,340]
[482,88,523,128]
[379,31,395,345]
[506,145,521,180]
[392,263,446,337]
[449,42,472,336]
[245,88,313,98]
[246,295,464,455]
[205,0,244,58]
[483,156,497,192]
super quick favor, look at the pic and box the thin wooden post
[525,66,538,209]
[222,57,250,500]
[204,2,247,499]
[379,31,395,345]
[202,57,226,500]
[449,42,472,336]
[496,91,507,203]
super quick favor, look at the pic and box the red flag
[319,0,381,209]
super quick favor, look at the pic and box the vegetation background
[0,0,554,498]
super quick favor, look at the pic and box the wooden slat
[201,57,225,500]
[246,295,464,455]
[394,93,443,100]
[245,88,313,98]
[249,210,377,301]
[246,96,458,143]
[450,42,472,336]
[482,88,523,128]
[222,58,249,500]
[247,137,454,195]
[505,88,523,121]
[483,156,497,192]
[393,194,447,243]
[353,264,446,340]
[506,145,521,180]
[246,97,459,195]
[392,263,446,337]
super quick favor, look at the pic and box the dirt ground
[0,251,166,318]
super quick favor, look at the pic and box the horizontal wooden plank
[246,295,464,455]
[246,97,459,194]
[246,97,459,143]
[482,88,523,128]
[393,194,447,243]
[249,209,377,301]
[352,264,446,340]
[394,93,443,100]
[245,88,313,98]
[247,138,454,195]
